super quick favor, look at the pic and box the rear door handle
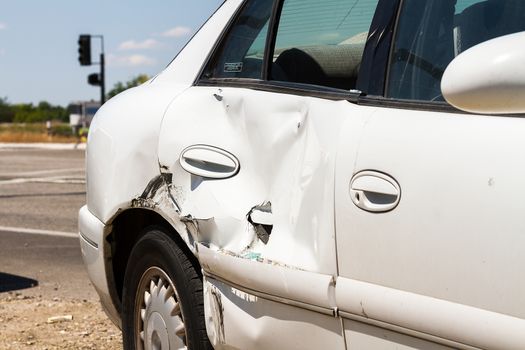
[350,171,401,213]
[180,145,240,179]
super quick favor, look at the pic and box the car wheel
[122,227,212,350]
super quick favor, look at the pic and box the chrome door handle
[179,145,240,179]
[350,171,401,213]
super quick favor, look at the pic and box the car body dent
[157,87,345,275]
[198,243,337,311]
[152,85,372,348]
[86,83,188,224]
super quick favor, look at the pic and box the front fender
[86,82,188,224]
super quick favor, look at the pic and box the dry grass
[0,133,78,143]
[0,123,79,143]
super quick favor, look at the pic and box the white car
[78,0,525,349]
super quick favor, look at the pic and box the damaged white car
[78,0,525,349]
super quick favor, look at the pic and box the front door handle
[350,171,401,213]
[179,145,240,179]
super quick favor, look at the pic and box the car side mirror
[441,31,525,115]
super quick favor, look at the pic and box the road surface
[0,146,121,349]
[0,147,90,298]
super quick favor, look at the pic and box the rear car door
[335,1,525,349]
[157,0,381,348]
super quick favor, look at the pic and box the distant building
[68,100,100,132]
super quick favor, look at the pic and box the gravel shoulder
[0,293,122,349]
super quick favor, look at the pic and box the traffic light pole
[78,34,105,105]
[93,35,105,105]
[100,52,105,105]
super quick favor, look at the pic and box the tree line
[0,74,149,123]
[0,98,68,123]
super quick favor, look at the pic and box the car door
[156,0,382,348]
[335,1,525,349]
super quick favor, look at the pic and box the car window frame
[195,0,278,85]
[194,0,505,115]
[368,0,489,115]
[195,0,396,103]
[356,0,463,113]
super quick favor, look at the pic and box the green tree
[107,74,150,100]
[0,97,14,123]
[11,101,67,123]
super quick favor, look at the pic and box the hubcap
[135,267,187,350]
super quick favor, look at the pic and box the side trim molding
[197,243,336,313]
[337,278,525,350]
[204,273,335,316]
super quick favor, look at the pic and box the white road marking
[0,176,85,186]
[0,167,84,177]
[0,143,86,150]
[0,226,78,238]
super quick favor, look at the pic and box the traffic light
[88,73,101,86]
[78,35,91,66]
[77,33,105,104]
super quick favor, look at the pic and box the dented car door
[157,86,359,348]
[156,0,386,347]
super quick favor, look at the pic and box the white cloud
[0,22,7,30]
[107,54,156,67]
[162,26,192,38]
[118,39,161,51]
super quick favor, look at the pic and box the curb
[0,143,86,150]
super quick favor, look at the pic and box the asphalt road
[0,147,95,299]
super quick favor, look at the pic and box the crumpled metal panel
[157,86,350,275]
[86,83,188,223]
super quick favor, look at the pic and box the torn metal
[246,202,273,245]
[129,172,196,251]
[131,173,172,209]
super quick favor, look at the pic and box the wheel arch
[106,207,201,313]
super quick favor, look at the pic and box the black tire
[122,226,212,350]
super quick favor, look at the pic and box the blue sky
[0,1,223,106]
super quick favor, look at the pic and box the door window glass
[387,0,525,102]
[270,0,380,90]
[203,0,273,80]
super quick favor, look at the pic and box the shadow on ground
[0,272,38,292]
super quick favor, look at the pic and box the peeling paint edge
[217,248,303,270]
[123,173,198,254]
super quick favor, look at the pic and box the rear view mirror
[441,31,525,115]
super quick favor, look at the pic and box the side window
[270,0,380,90]
[203,0,273,80]
[387,0,525,102]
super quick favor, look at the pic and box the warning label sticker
[224,62,243,73]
